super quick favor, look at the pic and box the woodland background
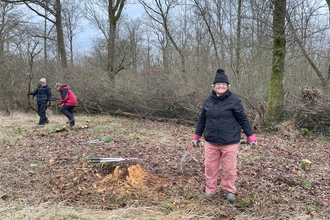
[0,0,330,133]
[0,1,330,219]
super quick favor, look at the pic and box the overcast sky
[75,3,144,51]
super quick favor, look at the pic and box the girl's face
[40,82,46,87]
[213,82,228,96]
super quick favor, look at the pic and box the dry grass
[0,202,322,220]
[0,201,167,220]
[0,111,67,141]
[0,111,100,141]
[0,200,217,220]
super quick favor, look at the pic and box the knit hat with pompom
[213,69,229,84]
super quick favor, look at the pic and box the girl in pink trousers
[192,69,257,203]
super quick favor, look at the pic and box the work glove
[247,134,258,146]
[191,134,201,147]
[47,101,51,106]
[58,103,64,108]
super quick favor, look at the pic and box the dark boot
[224,192,236,203]
[66,118,75,124]
[69,118,75,127]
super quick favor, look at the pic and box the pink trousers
[204,141,239,194]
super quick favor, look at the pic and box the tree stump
[300,159,312,171]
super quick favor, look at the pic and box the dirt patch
[97,164,149,192]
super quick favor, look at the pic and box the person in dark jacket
[29,78,52,125]
[191,69,257,203]
[55,83,77,127]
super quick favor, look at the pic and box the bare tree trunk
[69,29,73,65]
[326,0,330,25]
[54,0,67,69]
[108,2,116,82]
[235,0,242,78]
[193,0,220,67]
[2,0,68,69]
[43,9,47,65]
[0,32,3,61]
[62,0,82,66]
[27,43,41,113]
[285,12,329,91]
[107,0,125,84]
[0,3,18,61]
[266,0,286,124]
[139,0,186,72]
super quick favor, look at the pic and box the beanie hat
[213,69,229,84]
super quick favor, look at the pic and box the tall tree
[121,18,142,74]
[62,0,82,66]
[234,0,242,78]
[107,0,125,82]
[326,0,330,25]
[266,0,286,124]
[1,0,68,69]
[0,2,21,61]
[139,0,186,72]
[325,0,330,83]
[286,12,329,91]
[84,0,126,84]
[193,0,220,68]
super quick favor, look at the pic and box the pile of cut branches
[295,86,330,134]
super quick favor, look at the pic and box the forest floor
[0,112,329,220]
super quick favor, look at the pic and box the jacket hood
[58,85,69,92]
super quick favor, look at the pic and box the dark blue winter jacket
[195,90,253,146]
[30,84,52,105]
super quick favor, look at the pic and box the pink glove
[192,134,200,140]
[191,134,201,147]
[247,134,258,145]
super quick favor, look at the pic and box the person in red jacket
[55,83,78,127]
